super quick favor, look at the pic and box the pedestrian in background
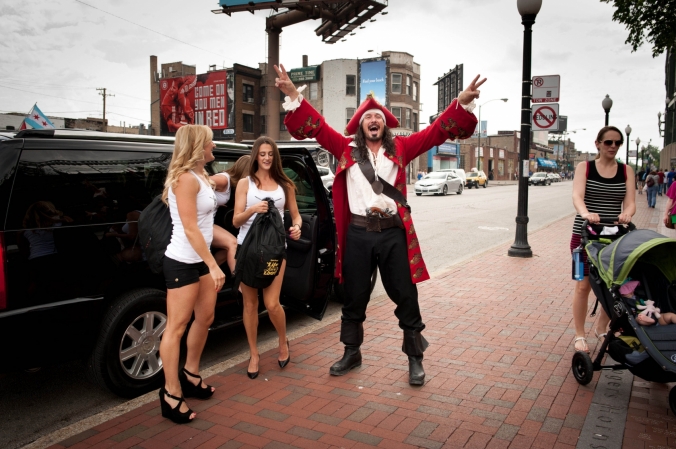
[667,167,675,189]
[159,125,225,424]
[658,169,665,196]
[570,126,635,353]
[646,170,659,208]
[637,168,645,194]
[233,136,302,379]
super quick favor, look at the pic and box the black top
[572,160,627,235]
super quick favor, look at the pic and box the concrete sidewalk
[40,190,674,449]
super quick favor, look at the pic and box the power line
[0,84,149,110]
[74,0,232,61]
[0,79,150,101]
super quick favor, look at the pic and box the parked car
[465,170,488,189]
[438,168,467,186]
[414,171,463,196]
[547,173,561,183]
[529,172,551,186]
[0,129,337,397]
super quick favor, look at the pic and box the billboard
[160,71,229,135]
[359,59,387,106]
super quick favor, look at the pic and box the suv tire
[332,269,378,304]
[88,288,167,397]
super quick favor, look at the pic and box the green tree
[641,144,661,169]
[600,0,676,57]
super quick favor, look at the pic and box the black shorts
[164,256,210,289]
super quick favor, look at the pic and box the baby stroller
[572,219,676,414]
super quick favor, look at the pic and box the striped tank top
[572,160,626,235]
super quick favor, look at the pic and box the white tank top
[165,171,216,264]
[213,172,231,207]
[237,176,285,245]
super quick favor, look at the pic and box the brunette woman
[233,136,302,379]
[158,125,225,423]
[571,126,635,352]
[210,155,250,273]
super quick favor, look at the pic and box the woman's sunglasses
[601,140,623,146]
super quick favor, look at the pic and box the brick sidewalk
[43,194,674,449]
[622,190,676,449]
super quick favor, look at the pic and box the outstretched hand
[458,74,487,105]
[274,64,299,101]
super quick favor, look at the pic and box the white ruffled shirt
[283,88,475,216]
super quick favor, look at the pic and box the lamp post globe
[508,0,541,258]
[625,125,631,166]
[602,94,613,126]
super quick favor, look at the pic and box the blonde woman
[158,125,225,424]
[210,155,250,273]
[233,136,302,379]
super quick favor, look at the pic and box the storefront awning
[536,158,558,169]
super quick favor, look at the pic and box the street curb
[22,212,578,449]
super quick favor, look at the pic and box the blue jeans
[647,185,658,207]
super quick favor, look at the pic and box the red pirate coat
[284,99,477,284]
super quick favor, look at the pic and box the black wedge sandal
[159,388,194,424]
[180,368,215,399]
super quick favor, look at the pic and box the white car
[414,172,464,196]
[317,166,334,191]
[438,168,467,186]
[547,173,561,183]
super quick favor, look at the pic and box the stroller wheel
[669,387,676,415]
[572,351,594,385]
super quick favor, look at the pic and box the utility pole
[96,88,115,126]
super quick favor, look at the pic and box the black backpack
[138,195,173,274]
[234,198,286,289]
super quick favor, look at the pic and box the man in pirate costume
[274,64,484,385]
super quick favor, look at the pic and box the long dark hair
[353,125,396,161]
[595,126,623,160]
[225,155,250,187]
[247,136,296,199]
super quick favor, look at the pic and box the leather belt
[351,213,403,232]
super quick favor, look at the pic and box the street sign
[532,75,560,103]
[532,103,559,131]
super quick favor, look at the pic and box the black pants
[341,223,424,342]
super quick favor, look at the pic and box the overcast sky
[1,0,667,158]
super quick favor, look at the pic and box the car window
[7,149,170,231]
[425,172,447,179]
[467,172,478,177]
[282,159,317,214]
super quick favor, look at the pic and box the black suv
[0,129,335,397]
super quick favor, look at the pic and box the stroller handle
[580,219,636,245]
[581,218,636,229]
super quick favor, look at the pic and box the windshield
[533,173,546,177]
[424,172,447,179]
[467,172,478,177]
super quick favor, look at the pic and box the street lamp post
[602,95,613,127]
[508,0,542,259]
[635,137,641,172]
[625,125,631,166]
[477,98,508,171]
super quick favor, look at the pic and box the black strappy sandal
[180,368,215,399]
[159,388,194,424]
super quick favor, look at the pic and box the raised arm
[274,64,349,158]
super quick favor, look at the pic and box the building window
[309,82,318,100]
[260,115,266,134]
[280,113,287,131]
[243,84,254,103]
[260,86,266,105]
[459,154,466,170]
[243,114,254,133]
[413,82,418,102]
[405,109,411,129]
[346,107,355,125]
[406,75,412,96]
[392,73,402,94]
[391,107,401,125]
[346,75,356,96]
[413,112,418,132]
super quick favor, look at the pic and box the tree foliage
[600,0,676,57]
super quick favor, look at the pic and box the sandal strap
[163,389,184,403]
[183,368,202,381]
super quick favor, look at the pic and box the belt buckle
[365,208,383,232]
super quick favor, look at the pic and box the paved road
[0,181,575,449]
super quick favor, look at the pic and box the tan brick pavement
[43,192,676,449]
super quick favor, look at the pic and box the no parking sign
[532,104,559,131]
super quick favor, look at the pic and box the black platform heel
[180,368,214,399]
[159,388,194,424]
[247,357,259,379]
[278,339,290,368]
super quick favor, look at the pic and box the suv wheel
[88,288,167,397]
[442,185,448,196]
[483,181,487,188]
[332,269,378,304]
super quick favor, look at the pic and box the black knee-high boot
[402,329,428,385]
[329,321,363,376]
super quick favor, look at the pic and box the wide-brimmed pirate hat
[344,93,399,136]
